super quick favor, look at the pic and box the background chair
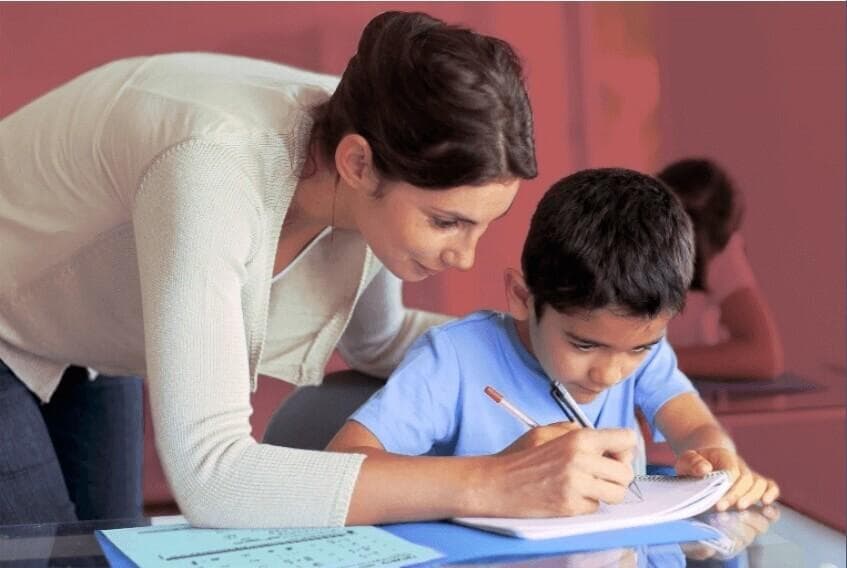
[262,370,384,450]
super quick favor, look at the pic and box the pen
[484,385,540,428]
[550,380,644,501]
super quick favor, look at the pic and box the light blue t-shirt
[350,311,695,456]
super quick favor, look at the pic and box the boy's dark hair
[521,168,694,319]
[312,11,537,189]
[657,158,744,291]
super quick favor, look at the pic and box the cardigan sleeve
[133,140,364,528]
[337,266,453,378]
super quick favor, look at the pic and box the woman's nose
[441,239,476,271]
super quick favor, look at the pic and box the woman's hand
[674,447,780,510]
[477,428,638,518]
[496,421,580,454]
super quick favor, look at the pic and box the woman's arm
[134,141,367,528]
[328,419,637,523]
[341,427,640,524]
[674,286,784,380]
[337,267,453,378]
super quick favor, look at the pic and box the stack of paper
[97,524,443,567]
[453,471,732,539]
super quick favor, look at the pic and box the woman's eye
[431,217,459,229]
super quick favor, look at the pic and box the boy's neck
[511,317,536,358]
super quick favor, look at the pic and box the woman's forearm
[343,427,641,525]
[345,449,492,524]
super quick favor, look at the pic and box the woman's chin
[404,259,439,281]
[377,259,430,282]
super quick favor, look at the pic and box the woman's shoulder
[122,53,339,131]
[102,54,335,193]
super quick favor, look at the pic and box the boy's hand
[674,447,780,511]
[681,505,780,560]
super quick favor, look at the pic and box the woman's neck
[290,149,355,231]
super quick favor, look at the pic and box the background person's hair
[312,11,537,189]
[657,158,744,291]
[522,168,694,319]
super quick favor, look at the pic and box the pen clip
[550,381,590,428]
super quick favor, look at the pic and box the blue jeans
[0,359,143,525]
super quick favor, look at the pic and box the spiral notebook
[453,471,732,540]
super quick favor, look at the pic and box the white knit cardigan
[0,53,448,527]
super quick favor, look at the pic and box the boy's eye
[571,343,596,352]
[430,217,459,229]
[632,345,655,354]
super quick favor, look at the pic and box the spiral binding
[634,471,728,482]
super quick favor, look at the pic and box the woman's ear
[504,268,532,321]
[334,134,379,194]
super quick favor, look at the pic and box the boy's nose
[588,363,623,388]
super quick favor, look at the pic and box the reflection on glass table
[0,505,843,567]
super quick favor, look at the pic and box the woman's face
[353,179,520,282]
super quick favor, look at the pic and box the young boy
[328,168,779,513]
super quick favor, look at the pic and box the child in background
[328,168,779,514]
[658,159,784,380]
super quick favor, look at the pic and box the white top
[668,233,757,347]
[0,53,449,527]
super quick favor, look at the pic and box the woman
[0,11,638,527]
[659,158,784,380]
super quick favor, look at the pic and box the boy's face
[505,269,673,404]
[527,306,672,403]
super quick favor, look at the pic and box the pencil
[484,385,540,428]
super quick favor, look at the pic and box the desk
[0,505,843,567]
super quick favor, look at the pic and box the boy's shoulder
[420,310,512,355]
[429,310,507,337]
[413,310,531,383]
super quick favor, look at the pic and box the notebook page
[454,471,731,539]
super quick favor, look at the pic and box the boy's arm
[656,393,780,510]
[328,421,385,453]
[655,392,735,457]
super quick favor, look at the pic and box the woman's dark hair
[521,168,694,320]
[312,11,537,189]
[657,158,744,291]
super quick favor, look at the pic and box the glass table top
[0,505,843,567]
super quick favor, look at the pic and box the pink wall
[651,3,846,377]
[2,3,844,513]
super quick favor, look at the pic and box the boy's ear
[334,134,379,194]
[504,268,532,321]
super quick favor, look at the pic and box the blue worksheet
[98,523,442,567]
